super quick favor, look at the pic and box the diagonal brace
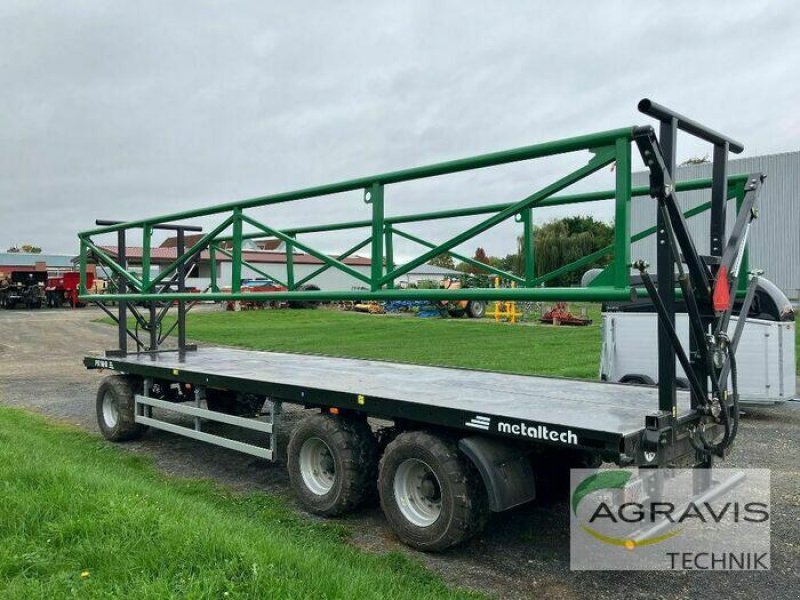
[240,214,372,285]
[380,146,617,286]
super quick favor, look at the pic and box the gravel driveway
[0,307,797,599]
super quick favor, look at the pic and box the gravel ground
[0,307,797,599]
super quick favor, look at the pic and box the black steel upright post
[657,117,678,418]
[710,142,729,258]
[176,229,187,352]
[117,230,128,355]
[149,301,158,351]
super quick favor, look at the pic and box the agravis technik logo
[569,468,771,571]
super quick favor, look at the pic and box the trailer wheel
[466,300,486,319]
[378,431,488,551]
[96,375,147,442]
[287,414,378,516]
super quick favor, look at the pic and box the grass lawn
[165,305,800,373]
[0,407,481,599]
[171,305,604,380]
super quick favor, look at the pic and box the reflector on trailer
[713,265,731,312]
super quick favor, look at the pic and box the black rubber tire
[288,284,320,309]
[96,375,148,442]
[466,300,486,319]
[378,431,489,551]
[619,374,655,386]
[205,389,265,417]
[287,414,378,516]
[447,308,466,318]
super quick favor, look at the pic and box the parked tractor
[442,274,488,318]
[0,272,47,309]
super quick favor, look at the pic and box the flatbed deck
[85,347,692,459]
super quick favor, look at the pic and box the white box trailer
[600,311,796,405]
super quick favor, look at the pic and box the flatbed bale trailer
[79,99,766,551]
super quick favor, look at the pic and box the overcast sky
[1,1,798,260]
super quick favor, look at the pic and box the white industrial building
[630,150,800,300]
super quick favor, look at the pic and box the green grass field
[172,305,604,379]
[172,305,800,372]
[0,407,481,599]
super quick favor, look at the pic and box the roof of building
[93,246,371,266]
[0,253,75,268]
[159,233,207,248]
[159,235,282,251]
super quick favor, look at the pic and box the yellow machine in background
[493,277,518,324]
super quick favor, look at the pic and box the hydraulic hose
[691,343,740,458]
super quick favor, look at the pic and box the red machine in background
[224,279,288,311]
[539,302,592,326]
[46,271,95,308]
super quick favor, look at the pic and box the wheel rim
[394,458,442,527]
[102,390,119,428]
[299,437,336,495]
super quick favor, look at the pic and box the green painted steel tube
[391,227,525,285]
[214,174,748,240]
[141,224,152,288]
[293,237,372,288]
[532,246,612,286]
[734,181,749,292]
[209,245,218,293]
[80,127,635,237]
[231,209,243,293]
[240,214,373,285]
[530,193,742,287]
[613,138,631,288]
[78,239,88,295]
[384,225,394,290]
[82,239,143,292]
[370,184,384,291]
[147,215,235,291]
[81,286,634,304]
[380,146,616,285]
[286,236,295,290]
[521,208,535,285]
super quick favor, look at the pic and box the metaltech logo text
[464,416,578,445]
[497,421,578,445]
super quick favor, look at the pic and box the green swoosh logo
[571,471,632,515]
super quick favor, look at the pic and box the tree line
[428,216,613,287]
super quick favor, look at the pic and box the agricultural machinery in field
[0,271,47,309]
[46,271,96,308]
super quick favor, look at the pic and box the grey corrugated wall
[630,150,800,300]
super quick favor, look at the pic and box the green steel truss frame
[78,127,750,312]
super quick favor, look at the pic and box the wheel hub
[299,437,336,496]
[102,390,119,428]
[394,458,442,527]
